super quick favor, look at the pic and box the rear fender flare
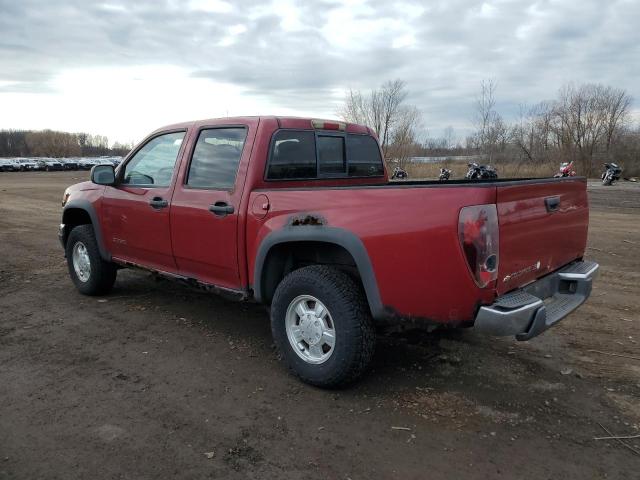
[253,226,384,319]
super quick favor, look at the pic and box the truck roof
[151,116,373,136]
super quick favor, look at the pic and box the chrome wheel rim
[285,295,336,364]
[72,241,91,282]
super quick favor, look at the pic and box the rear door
[496,178,589,295]
[169,122,256,290]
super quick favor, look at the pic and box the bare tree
[548,83,632,174]
[601,85,632,154]
[443,126,455,149]
[385,106,422,169]
[472,79,507,162]
[340,79,408,156]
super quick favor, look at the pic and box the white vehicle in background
[17,158,41,170]
[0,159,20,172]
[37,159,65,171]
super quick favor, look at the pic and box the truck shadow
[112,269,559,398]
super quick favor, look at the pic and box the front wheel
[271,265,376,388]
[65,225,117,295]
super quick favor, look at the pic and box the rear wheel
[65,225,117,295]
[270,265,376,388]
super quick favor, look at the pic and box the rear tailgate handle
[209,202,234,217]
[545,196,560,212]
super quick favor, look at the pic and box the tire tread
[65,224,117,295]
[271,265,375,388]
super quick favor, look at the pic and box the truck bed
[247,176,588,324]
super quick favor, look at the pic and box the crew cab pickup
[60,116,598,387]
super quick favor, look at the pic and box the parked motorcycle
[438,168,451,181]
[391,167,408,180]
[601,163,622,186]
[465,162,498,180]
[553,160,576,178]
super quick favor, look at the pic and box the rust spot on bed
[289,214,325,226]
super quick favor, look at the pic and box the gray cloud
[1,0,638,137]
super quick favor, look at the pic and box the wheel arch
[253,226,384,319]
[62,200,111,261]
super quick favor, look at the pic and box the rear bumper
[474,260,599,341]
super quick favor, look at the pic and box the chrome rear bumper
[474,260,599,341]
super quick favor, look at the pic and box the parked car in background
[61,159,79,170]
[38,159,64,171]
[78,158,98,170]
[17,158,40,170]
[59,116,598,387]
[3,159,18,171]
[0,159,20,171]
[97,158,117,166]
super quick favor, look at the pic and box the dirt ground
[1,172,638,479]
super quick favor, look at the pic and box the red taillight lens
[458,204,499,288]
[311,119,346,131]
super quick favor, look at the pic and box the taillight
[458,204,499,288]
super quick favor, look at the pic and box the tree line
[0,130,132,158]
[340,79,639,176]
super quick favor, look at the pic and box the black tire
[271,265,376,388]
[65,224,117,295]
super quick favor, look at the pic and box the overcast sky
[0,0,638,145]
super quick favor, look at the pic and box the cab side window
[267,130,316,179]
[123,131,185,187]
[186,128,247,189]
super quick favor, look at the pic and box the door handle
[209,202,234,217]
[149,197,168,209]
[545,196,560,213]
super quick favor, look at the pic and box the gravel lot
[1,172,639,479]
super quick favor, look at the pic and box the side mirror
[91,164,116,185]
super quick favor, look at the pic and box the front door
[170,125,253,290]
[101,130,187,273]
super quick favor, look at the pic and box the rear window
[267,130,316,179]
[266,130,383,180]
[318,136,346,175]
[347,134,385,177]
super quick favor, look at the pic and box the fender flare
[253,226,384,319]
[62,200,111,261]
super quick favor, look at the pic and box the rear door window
[186,127,247,189]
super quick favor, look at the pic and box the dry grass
[404,161,565,180]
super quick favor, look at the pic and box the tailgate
[496,178,589,295]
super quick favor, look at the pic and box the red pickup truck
[60,116,598,387]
